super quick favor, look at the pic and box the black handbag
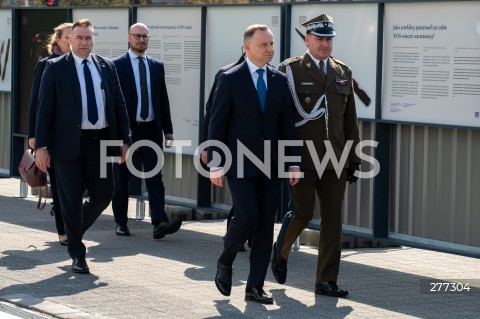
[18,149,47,210]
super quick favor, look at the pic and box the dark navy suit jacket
[112,52,173,142]
[35,52,131,159]
[208,61,298,178]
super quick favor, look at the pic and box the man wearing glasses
[112,23,180,239]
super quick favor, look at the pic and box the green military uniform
[277,51,361,283]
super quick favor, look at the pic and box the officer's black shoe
[315,281,349,297]
[271,242,287,284]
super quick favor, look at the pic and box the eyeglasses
[129,34,150,40]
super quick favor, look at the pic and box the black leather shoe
[116,223,131,236]
[153,220,182,239]
[215,262,233,296]
[72,258,90,274]
[271,242,287,284]
[315,281,348,297]
[165,219,182,235]
[245,286,274,304]
[153,222,167,239]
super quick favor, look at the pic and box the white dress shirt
[72,52,107,129]
[245,57,268,90]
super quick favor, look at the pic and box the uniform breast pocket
[335,85,351,96]
[335,85,351,110]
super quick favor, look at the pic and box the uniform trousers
[280,169,346,283]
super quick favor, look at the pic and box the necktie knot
[256,69,266,112]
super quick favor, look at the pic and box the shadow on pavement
[206,290,353,319]
[0,194,478,318]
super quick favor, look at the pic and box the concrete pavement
[0,178,479,319]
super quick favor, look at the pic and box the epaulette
[331,57,349,68]
[280,57,300,67]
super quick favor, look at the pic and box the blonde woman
[28,22,72,246]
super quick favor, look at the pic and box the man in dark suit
[271,14,361,297]
[111,23,181,239]
[209,24,300,304]
[35,19,131,274]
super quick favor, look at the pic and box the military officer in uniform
[271,14,361,297]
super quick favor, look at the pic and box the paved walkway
[0,178,479,319]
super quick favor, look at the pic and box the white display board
[206,5,282,102]
[290,3,378,120]
[382,2,480,127]
[72,8,129,59]
[0,9,12,92]
[138,7,202,155]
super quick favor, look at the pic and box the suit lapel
[146,56,155,88]
[64,53,81,102]
[124,53,138,103]
[146,56,157,115]
[91,54,109,97]
[238,62,263,114]
[264,65,276,114]
[92,54,114,120]
[148,56,163,119]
